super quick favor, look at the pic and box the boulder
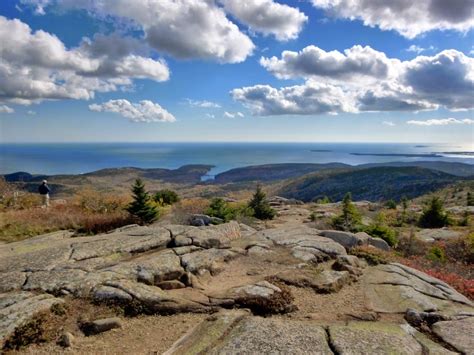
[368,237,390,251]
[81,317,122,336]
[209,281,295,315]
[275,269,351,293]
[319,230,368,250]
[180,248,238,275]
[58,332,74,348]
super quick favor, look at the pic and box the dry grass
[0,189,134,243]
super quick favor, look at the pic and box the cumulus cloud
[24,0,255,63]
[89,99,175,123]
[231,81,356,116]
[0,105,14,113]
[221,0,307,41]
[407,118,474,126]
[260,45,397,81]
[245,46,474,115]
[186,99,221,108]
[0,16,169,105]
[311,0,474,38]
[224,111,245,118]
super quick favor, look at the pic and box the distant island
[310,149,332,152]
[350,153,443,158]
[438,151,474,156]
[414,145,430,148]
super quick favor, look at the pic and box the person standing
[38,180,50,207]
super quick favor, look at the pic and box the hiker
[38,180,50,207]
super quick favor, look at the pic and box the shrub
[248,185,275,220]
[206,198,234,221]
[350,246,392,265]
[126,179,159,225]
[365,213,398,247]
[419,197,450,228]
[75,188,129,213]
[332,192,362,232]
[315,196,331,204]
[396,229,428,257]
[426,245,446,263]
[385,199,397,209]
[154,189,179,206]
[444,233,474,264]
[467,191,474,206]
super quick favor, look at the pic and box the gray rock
[328,322,423,354]
[210,281,295,315]
[319,230,368,249]
[180,248,238,275]
[83,317,122,335]
[275,269,351,293]
[368,236,390,251]
[58,332,74,347]
[431,317,474,354]
[364,263,473,315]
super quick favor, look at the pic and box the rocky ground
[1,201,473,354]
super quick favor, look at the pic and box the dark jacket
[38,184,50,195]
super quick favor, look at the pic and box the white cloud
[246,47,474,115]
[260,45,397,81]
[407,118,474,126]
[382,121,395,126]
[186,99,221,108]
[27,110,36,115]
[89,99,175,123]
[406,45,425,54]
[205,113,215,119]
[231,81,356,116]
[224,111,245,118]
[0,105,14,113]
[25,0,255,63]
[311,0,474,38]
[221,0,307,41]
[0,16,169,105]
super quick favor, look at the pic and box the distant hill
[214,163,350,183]
[4,165,213,185]
[212,161,473,184]
[357,161,474,177]
[277,166,464,202]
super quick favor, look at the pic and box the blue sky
[0,0,473,145]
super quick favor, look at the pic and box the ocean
[1,142,472,177]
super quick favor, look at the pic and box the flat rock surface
[431,316,474,354]
[416,228,462,242]
[364,263,472,314]
[328,322,423,354]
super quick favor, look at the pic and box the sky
[0,0,473,145]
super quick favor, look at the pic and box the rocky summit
[1,213,473,353]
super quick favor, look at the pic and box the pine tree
[467,191,474,206]
[419,196,449,228]
[248,185,275,220]
[332,192,362,232]
[126,179,159,225]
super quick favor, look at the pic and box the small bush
[365,213,398,247]
[467,191,474,206]
[350,246,392,265]
[426,245,446,263]
[206,198,234,221]
[396,230,429,257]
[315,196,331,204]
[154,189,180,206]
[385,199,397,209]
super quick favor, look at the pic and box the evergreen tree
[126,179,159,225]
[419,197,449,228]
[154,189,179,206]
[248,185,275,220]
[332,192,362,232]
[206,197,233,221]
[399,195,409,225]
